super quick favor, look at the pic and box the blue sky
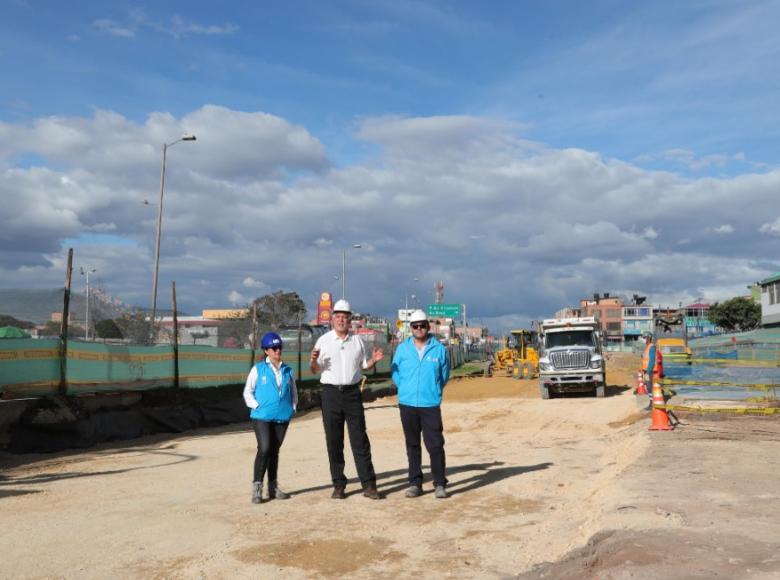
[1,0,779,331]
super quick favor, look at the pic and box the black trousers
[399,404,447,488]
[251,419,289,484]
[320,385,377,488]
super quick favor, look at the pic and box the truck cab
[537,317,606,399]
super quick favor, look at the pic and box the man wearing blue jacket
[392,309,451,499]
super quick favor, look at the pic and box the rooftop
[760,272,780,285]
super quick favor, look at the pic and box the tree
[95,319,123,339]
[707,297,761,332]
[39,320,85,339]
[253,291,307,329]
[218,316,251,348]
[114,310,155,344]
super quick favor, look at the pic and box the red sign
[317,291,333,325]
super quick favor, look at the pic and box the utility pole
[80,266,97,340]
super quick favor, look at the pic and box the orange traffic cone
[649,381,673,431]
[635,371,647,395]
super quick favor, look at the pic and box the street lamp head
[353,243,362,249]
[181,134,197,141]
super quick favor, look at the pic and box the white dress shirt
[313,330,369,386]
[242,357,298,410]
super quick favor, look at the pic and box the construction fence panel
[177,345,252,388]
[0,339,60,398]
[66,341,175,395]
[1,335,398,399]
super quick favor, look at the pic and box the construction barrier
[688,358,780,367]
[655,404,780,416]
[0,337,469,400]
[649,382,673,431]
[635,371,647,395]
[662,378,779,391]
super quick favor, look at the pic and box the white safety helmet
[332,299,352,314]
[409,309,428,324]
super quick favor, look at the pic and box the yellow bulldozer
[492,329,539,379]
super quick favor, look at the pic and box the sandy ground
[1,353,779,579]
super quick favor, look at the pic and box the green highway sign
[426,303,462,318]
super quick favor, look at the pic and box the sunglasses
[410,323,428,330]
[266,346,282,351]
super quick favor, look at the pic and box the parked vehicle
[537,317,606,399]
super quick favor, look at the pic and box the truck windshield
[545,330,594,348]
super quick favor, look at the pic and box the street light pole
[341,243,362,300]
[150,134,196,331]
[405,277,419,310]
[80,266,97,340]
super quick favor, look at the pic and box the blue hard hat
[261,332,283,349]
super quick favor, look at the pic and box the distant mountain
[0,288,145,325]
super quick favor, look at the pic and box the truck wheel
[595,384,605,398]
[521,362,535,379]
[540,384,550,399]
[512,363,522,380]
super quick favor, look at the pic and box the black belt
[322,382,361,392]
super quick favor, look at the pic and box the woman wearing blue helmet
[243,331,298,504]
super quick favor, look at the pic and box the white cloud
[760,217,780,236]
[639,148,749,171]
[242,277,267,289]
[1,108,778,332]
[227,290,246,305]
[92,11,238,40]
[641,227,658,239]
[92,19,135,38]
[709,224,735,234]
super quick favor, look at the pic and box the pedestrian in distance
[641,333,663,396]
[243,332,298,504]
[391,309,451,499]
[310,299,385,500]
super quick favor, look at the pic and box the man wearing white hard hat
[391,309,451,498]
[310,299,385,500]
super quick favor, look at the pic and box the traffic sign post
[426,303,462,318]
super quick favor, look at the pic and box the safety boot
[251,481,263,504]
[405,485,423,498]
[434,485,449,499]
[269,481,290,500]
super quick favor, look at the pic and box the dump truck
[537,317,606,399]
[492,329,539,379]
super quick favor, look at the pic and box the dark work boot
[269,481,290,500]
[331,486,347,499]
[362,486,385,500]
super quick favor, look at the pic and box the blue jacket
[645,345,656,376]
[392,336,450,407]
[249,361,295,422]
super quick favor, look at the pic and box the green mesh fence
[0,336,410,399]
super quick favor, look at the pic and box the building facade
[683,303,718,337]
[621,305,653,342]
[759,272,780,327]
[580,294,623,343]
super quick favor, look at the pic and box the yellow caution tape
[662,378,779,390]
[656,404,780,415]
[688,358,780,367]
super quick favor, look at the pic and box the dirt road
[1,353,779,579]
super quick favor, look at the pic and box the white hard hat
[409,309,428,323]
[332,299,352,314]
